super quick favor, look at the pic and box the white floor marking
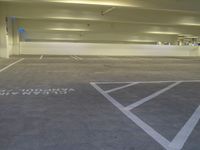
[70,56,82,61]
[71,56,79,61]
[0,88,75,96]
[74,56,82,60]
[90,81,200,150]
[0,58,24,73]
[125,82,181,111]
[95,80,200,84]
[168,106,200,150]
[95,81,132,84]
[105,82,139,93]
[91,82,170,149]
[40,55,43,59]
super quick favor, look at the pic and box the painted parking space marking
[168,106,200,150]
[94,80,200,84]
[71,56,78,60]
[74,56,82,60]
[71,56,82,61]
[91,80,200,150]
[0,58,24,73]
[105,82,139,93]
[0,88,75,96]
[125,82,181,110]
[91,82,170,149]
[40,55,44,59]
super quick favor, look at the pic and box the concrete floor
[0,55,200,150]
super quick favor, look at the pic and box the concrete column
[8,17,20,55]
[191,38,198,46]
[0,16,9,58]
[178,39,184,46]
[7,17,14,56]
[1,16,20,57]
[199,47,200,56]
[13,19,20,55]
[157,41,162,45]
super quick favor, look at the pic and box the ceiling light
[129,40,156,43]
[146,31,179,35]
[48,16,97,21]
[49,37,76,40]
[180,23,200,26]
[50,0,134,7]
[47,28,90,31]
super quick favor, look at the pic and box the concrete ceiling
[0,0,200,44]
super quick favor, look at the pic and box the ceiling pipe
[101,7,116,16]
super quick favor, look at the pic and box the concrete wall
[19,42,199,57]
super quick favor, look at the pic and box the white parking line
[168,106,200,150]
[71,56,78,60]
[40,55,43,59]
[74,56,82,60]
[95,80,200,84]
[125,82,181,110]
[91,81,200,150]
[0,58,24,73]
[91,82,170,150]
[105,82,139,93]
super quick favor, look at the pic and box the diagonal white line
[91,82,125,109]
[91,81,200,150]
[74,56,82,60]
[167,105,200,150]
[94,80,200,84]
[95,82,133,84]
[125,82,181,111]
[90,82,170,150]
[105,82,139,93]
[124,110,170,150]
[39,55,43,59]
[71,56,76,60]
[0,58,24,73]
[71,56,79,61]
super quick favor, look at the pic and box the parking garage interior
[0,1,200,150]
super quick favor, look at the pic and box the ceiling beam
[1,0,200,14]
[1,2,200,27]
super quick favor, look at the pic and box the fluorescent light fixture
[129,39,156,43]
[47,28,90,31]
[48,37,76,40]
[180,23,200,26]
[48,16,98,21]
[184,36,198,39]
[178,34,198,38]
[147,31,179,35]
[50,0,135,7]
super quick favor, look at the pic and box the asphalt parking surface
[0,55,200,150]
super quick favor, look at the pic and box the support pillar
[199,46,200,57]
[7,17,20,55]
[0,16,9,58]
